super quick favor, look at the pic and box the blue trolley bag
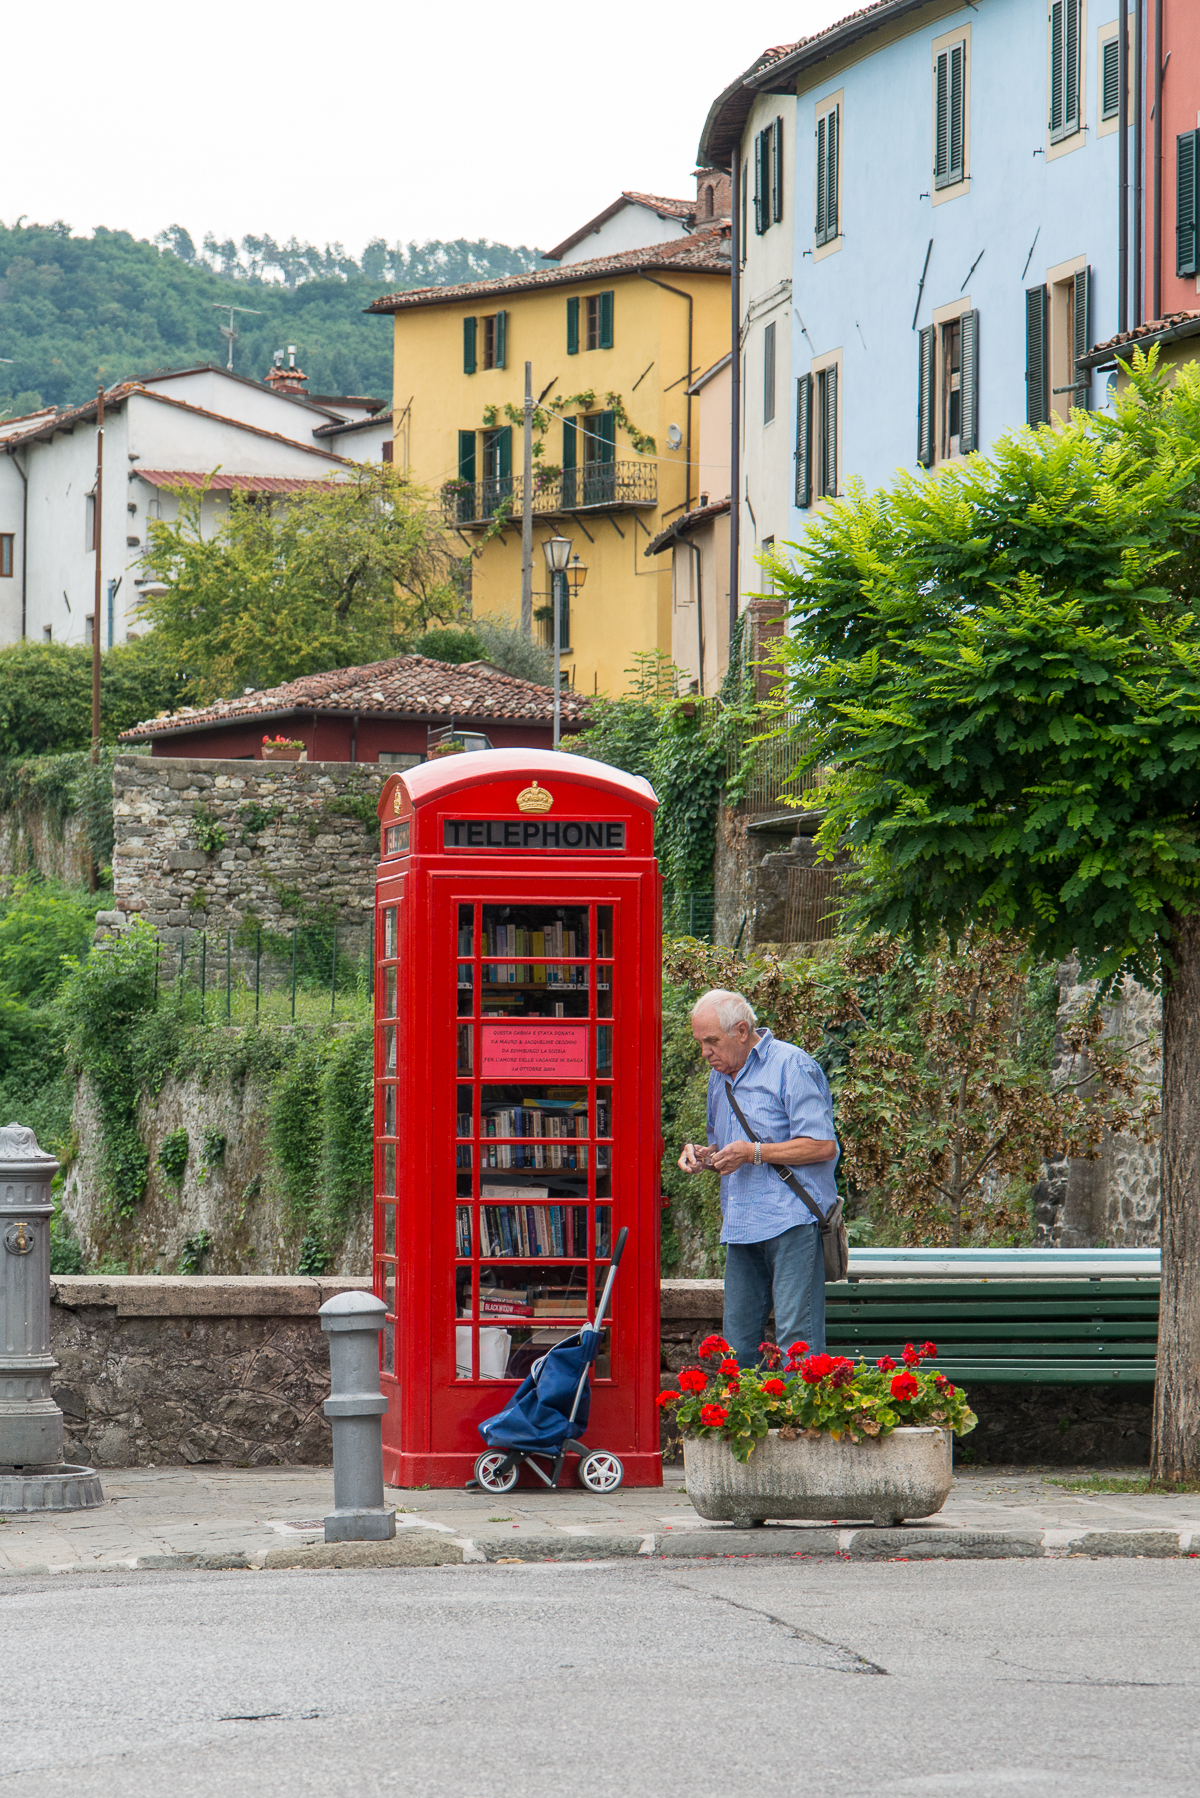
[479,1331,599,1455]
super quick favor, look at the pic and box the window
[1179,131,1199,278]
[584,292,614,352]
[43,626,52,643]
[918,312,979,465]
[478,427,512,519]
[0,534,12,577]
[815,105,839,246]
[85,616,94,646]
[381,440,394,464]
[85,493,96,551]
[481,310,507,370]
[740,160,749,265]
[463,316,477,375]
[763,322,776,425]
[1049,0,1081,144]
[934,40,966,189]
[794,364,838,506]
[1027,269,1090,424]
[1025,285,1049,426]
[1101,33,1121,121]
[760,536,775,595]
[753,117,784,235]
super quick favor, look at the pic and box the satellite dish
[666,423,683,450]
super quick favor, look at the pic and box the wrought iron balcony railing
[442,460,657,528]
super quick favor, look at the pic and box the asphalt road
[2,1559,1197,1797]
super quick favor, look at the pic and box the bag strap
[723,1080,831,1228]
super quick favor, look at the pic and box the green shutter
[763,321,776,425]
[1064,0,1079,133]
[1101,35,1120,121]
[918,325,935,466]
[815,114,827,243]
[1050,0,1079,141]
[959,309,979,453]
[740,159,749,264]
[1026,285,1049,425]
[463,315,477,375]
[562,418,577,469]
[823,363,838,498]
[494,309,506,369]
[794,374,812,507]
[596,411,615,463]
[949,44,964,183]
[1072,267,1090,408]
[1049,0,1064,135]
[772,116,784,222]
[498,426,512,481]
[458,430,476,482]
[753,128,765,235]
[567,295,580,355]
[1178,132,1199,277]
[823,107,839,242]
[599,290,614,350]
[934,50,950,187]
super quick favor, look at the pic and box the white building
[545,176,731,265]
[0,362,390,648]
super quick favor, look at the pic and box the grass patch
[1045,1474,1200,1495]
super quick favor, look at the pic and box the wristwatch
[753,1143,762,1166]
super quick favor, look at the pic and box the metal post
[255,926,261,1021]
[553,569,562,750]
[729,140,742,650]
[1133,0,1144,327]
[331,923,337,1016]
[520,360,534,637]
[318,1291,395,1542]
[200,933,206,1020]
[226,931,231,1023]
[368,915,374,1001]
[90,388,104,765]
[1119,0,1129,333]
[180,932,186,989]
[291,926,297,1022]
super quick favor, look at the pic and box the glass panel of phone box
[455,902,614,1381]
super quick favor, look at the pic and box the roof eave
[120,701,586,742]
[745,0,936,95]
[1076,314,1200,372]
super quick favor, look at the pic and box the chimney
[693,168,732,225]
[265,345,309,394]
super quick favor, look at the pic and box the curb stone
[848,1530,1046,1560]
[654,1529,843,1558]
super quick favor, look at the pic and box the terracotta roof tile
[134,471,339,494]
[119,654,590,740]
[644,498,731,557]
[1078,309,1200,369]
[368,228,730,313]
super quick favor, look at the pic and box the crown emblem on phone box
[516,780,554,814]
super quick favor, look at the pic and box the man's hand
[678,1142,706,1173]
[709,1139,757,1175]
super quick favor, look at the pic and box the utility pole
[521,361,533,636]
[91,386,104,762]
[211,302,264,373]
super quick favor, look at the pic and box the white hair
[691,988,757,1031]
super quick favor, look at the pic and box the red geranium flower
[800,1352,836,1385]
[945,1383,957,1395]
[901,1343,921,1367]
[758,1341,784,1370]
[678,1368,707,1393]
[718,1357,740,1377]
[828,1358,856,1389]
[656,1390,679,1407]
[876,1356,897,1372]
[934,1374,948,1391]
[788,1342,809,1357]
[761,1377,785,1397]
[890,1371,919,1402]
[724,1380,741,1396]
[921,1341,938,1359]
[698,1335,731,1358]
[699,1404,729,1428]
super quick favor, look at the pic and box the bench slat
[827,1300,1160,1323]
[834,1280,1159,1300]
[917,1361,1156,1385]
[827,1320,1158,1342]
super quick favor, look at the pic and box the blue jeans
[723,1223,826,1368]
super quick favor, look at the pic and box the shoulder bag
[723,1080,850,1282]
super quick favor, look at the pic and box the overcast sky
[9,1,849,257]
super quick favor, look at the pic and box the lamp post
[542,534,572,749]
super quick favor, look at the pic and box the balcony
[442,460,657,530]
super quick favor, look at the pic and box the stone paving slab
[2,1463,1200,1575]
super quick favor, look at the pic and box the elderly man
[678,988,839,1367]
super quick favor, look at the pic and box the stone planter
[683,1426,953,1528]
[261,745,303,762]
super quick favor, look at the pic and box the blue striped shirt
[706,1029,839,1245]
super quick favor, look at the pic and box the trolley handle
[610,1225,629,1268]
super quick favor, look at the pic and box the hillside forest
[0,220,547,417]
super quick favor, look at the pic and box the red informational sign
[481,1022,588,1080]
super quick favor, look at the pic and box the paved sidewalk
[3,1463,1199,1573]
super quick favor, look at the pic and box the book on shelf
[476,1199,590,1258]
[532,1302,589,1317]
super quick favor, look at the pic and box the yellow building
[368,227,731,698]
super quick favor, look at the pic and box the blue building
[700,0,1125,584]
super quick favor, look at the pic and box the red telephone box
[373,749,663,1488]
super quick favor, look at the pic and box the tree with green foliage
[0,637,196,755]
[141,465,466,699]
[771,352,1200,1478]
[410,616,554,686]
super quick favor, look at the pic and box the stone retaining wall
[108,755,385,943]
[50,1275,1150,1471]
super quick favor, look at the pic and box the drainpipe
[1152,0,1163,321]
[1119,0,1129,333]
[350,711,359,764]
[11,449,27,639]
[639,273,693,513]
[1133,0,1144,325]
[685,537,705,695]
[729,141,741,654]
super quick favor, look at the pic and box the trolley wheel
[578,1450,624,1494]
[473,1452,519,1494]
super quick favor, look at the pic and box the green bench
[823,1279,1160,1384]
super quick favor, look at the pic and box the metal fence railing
[663,890,716,942]
[153,924,374,1024]
[725,710,823,812]
[782,865,843,944]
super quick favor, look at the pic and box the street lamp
[542,534,572,748]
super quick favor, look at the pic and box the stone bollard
[319,1290,396,1543]
[0,1123,102,1511]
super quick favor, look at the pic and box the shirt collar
[733,1028,773,1081]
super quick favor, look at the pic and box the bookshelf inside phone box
[373,750,664,1487]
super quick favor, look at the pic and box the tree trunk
[1152,908,1200,1479]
